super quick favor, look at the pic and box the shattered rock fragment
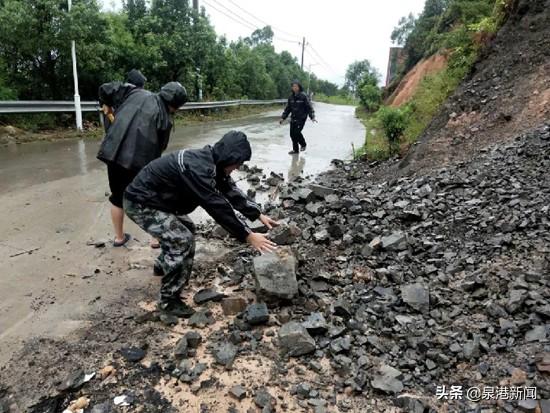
[278,322,316,356]
[253,247,298,300]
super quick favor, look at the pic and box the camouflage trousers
[124,198,196,304]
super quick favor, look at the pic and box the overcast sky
[102,0,425,86]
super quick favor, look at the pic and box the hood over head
[159,82,188,109]
[291,80,304,92]
[212,130,252,168]
[126,69,147,88]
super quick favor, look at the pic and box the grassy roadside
[0,104,283,146]
[314,93,358,106]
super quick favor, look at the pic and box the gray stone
[245,303,269,325]
[313,229,329,243]
[518,399,538,412]
[188,310,214,328]
[270,223,301,245]
[381,232,407,251]
[540,399,550,413]
[193,288,225,304]
[254,388,274,408]
[184,331,202,348]
[253,247,298,300]
[89,402,113,413]
[370,364,403,394]
[229,385,247,400]
[302,312,328,335]
[305,202,325,217]
[214,343,237,368]
[174,337,188,359]
[525,325,547,342]
[506,289,526,313]
[309,184,336,198]
[58,369,86,391]
[400,283,430,313]
[120,347,146,362]
[279,322,316,356]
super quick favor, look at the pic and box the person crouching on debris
[97,81,188,247]
[279,80,317,154]
[123,130,279,317]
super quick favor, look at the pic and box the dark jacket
[97,81,187,172]
[124,131,261,241]
[126,69,146,88]
[281,81,315,123]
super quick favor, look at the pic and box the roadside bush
[378,106,409,153]
[358,83,381,112]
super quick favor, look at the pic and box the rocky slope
[400,0,550,176]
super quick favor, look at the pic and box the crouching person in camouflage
[124,131,278,317]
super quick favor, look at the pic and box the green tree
[391,13,416,46]
[344,60,380,95]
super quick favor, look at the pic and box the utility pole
[68,0,82,131]
[193,0,202,101]
[301,37,306,70]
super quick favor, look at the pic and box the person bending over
[124,131,279,317]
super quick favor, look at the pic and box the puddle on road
[0,103,364,195]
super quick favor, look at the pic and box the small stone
[245,303,269,325]
[189,310,214,328]
[270,223,301,245]
[174,337,188,359]
[370,364,403,394]
[309,184,335,198]
[305,202,325,217]
[400,283,430,313]
[380,232,407,251]
[193,288,225,304]
[221,296,247,316]
[254,388,274,408]
[518,399,538,412]
[278,322,316,356]
[185,331,202,348]
[302,312,328,335]
[214,343,237,368]
[88,402,112,413]
[229,385,247,400]
[525,325,546,342]
[120,347,146,362]
[58,369,86,391]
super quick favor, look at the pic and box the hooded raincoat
[97,81,187,172]
[124,131,261,241]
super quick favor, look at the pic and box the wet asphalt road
[0,102,364,366]
[0,103,364,195]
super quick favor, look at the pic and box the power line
[204,0,258,31]
[207,0,300,44]
[307,42,338,75]
[224,0,301,41]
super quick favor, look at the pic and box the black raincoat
[281,80,315,123]
[126,69,147,88]
[124,131,261,241]
[97,81,187,172]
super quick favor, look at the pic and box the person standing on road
[97,81,188,247]
[124,130,279,317]
[279,80,317,154]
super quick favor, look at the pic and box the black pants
[107,163,138,208]
[290,120,307,152]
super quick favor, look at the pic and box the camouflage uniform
[124,198,195,304]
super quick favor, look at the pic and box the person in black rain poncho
[124,131,279,317]
[97,81,188,247]
[279,80,317,154]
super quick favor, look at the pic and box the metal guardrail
[0,99,286,114]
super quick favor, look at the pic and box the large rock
[214,343,237,368]
[253,247,298,300]
[400,283,430,313]
[278,322,316,356]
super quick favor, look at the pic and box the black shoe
[153,263,164,277]
[288,150,299,155]
[300,145,307,152]
[158,299,195,318]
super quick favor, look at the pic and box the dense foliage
[0,0,339,101]
[357,0,511,160]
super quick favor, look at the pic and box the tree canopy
[0,0,340,101]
